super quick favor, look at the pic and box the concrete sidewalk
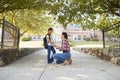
[0,49,120,80]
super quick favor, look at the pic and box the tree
[0,0,119,29]
[0,0,46,13]
[47,0,120,27]
[0,9,54,34]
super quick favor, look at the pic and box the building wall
[21,23,103,41]
[63,23,102,41]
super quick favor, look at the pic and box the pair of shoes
[68,59,72,65]
[63,59,72,65]
[51,58,54,63]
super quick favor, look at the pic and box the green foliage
[21,36,32,41]
[92,38,99,41]
[85,38,91,41]
[0,0,119,30]
[0,0,46,13]
[68,38,73,47]
[106,27,120,37]
[0,9,54,34]
[47,0,120,25]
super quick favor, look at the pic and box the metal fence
[102,21,120,48]
[0,17,20,49]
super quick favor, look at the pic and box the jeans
[53,53,71,64]
[47,46,56,63]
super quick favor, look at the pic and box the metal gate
[102,21,120,48]
[0,17,20,49]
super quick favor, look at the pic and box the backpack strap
[46,33,51,40]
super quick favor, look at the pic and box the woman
[53,32,72,65]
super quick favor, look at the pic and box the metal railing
[0,17,20,49]
[102,21,120,48]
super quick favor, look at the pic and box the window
[78,35,81,40]
[37,35,41,39]
[33,36,36,39]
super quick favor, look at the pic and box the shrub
[85,38,91,41]
[92,38,99,41]
[21,36,32,41]
[68,38,73,47]
[69,41,73,47]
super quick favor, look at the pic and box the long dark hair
[62,32,68,39]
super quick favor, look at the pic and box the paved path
[0,49,120,80]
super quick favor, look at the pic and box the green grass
[19,41,103,48]
[72,41,103,46]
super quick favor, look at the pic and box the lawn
[19,41,103,48]
[72,41,103,48]
[20,41,43,48]
[72,41,103,45]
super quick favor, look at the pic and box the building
[21,23,103,41]
[63,23,103,41]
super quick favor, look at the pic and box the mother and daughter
[44,28,72,65]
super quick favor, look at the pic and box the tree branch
[20,30,29,37]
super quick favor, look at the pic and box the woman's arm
[54,40,70,52]
[58,40,68,51]
[52,43,59,49]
